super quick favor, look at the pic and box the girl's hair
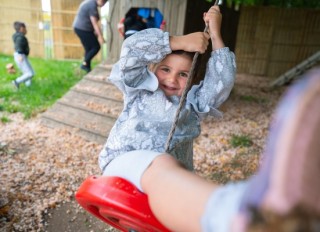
[149,50,195,72]
[13,21,26,32]
[171,50,195,61]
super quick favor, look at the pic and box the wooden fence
[0,0,97,61]
[0,2,319,78]
[0,0,44,58]
[50,0,103,60]
[236,6,320,77]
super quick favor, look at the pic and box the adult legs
[74,28,100,72]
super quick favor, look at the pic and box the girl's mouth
[163,84,177,91]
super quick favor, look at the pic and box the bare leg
[141,154,220,232]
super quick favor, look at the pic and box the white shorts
[103,150,163,192]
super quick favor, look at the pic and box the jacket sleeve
[108,28,172,95]
[186,47,236,118]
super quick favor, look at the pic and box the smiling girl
[99,6,236,173]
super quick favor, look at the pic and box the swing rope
[165,0,221,153]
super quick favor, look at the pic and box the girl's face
[155,54,192,97]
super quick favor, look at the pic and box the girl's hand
[170,32,210,54]
[203,6,224,50]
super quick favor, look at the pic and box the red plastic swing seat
[75,176,170,232]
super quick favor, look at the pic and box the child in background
[12,21,34,89]
[123,9,148,39]
[99,6,236,173]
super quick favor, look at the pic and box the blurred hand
[171,32,210,54]
[98,35,106,44]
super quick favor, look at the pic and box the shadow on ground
[44,199,117,232]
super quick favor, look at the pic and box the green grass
[1,116,11,123]
[229,134,253,148]
[0,54,91,119]
[239,95,267,104]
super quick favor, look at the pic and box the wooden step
[41,102,115,144]
[41,62,123,144]
[72,78,123,101]
[59,90,123,119]
[85,64,112,82]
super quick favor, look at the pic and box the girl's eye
[161,68,170,73]
[179,72,189,78]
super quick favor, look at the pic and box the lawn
[0,54,93,120]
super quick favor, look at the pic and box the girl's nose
[166,73,177,83]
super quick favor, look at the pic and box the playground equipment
[76,1,221,231]
[76,176,170,231]
[270,50,320,88]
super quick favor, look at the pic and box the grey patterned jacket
[99,28,236,172]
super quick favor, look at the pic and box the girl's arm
[109,29,172,92]
[110,29,209,94]
[187,6,236,118]
[205,5,224,50]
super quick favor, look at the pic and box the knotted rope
[164,0,221,153]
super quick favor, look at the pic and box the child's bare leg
[141,154,218,232]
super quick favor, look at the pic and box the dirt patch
[0,74,285,231]
[43,200,116,232]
